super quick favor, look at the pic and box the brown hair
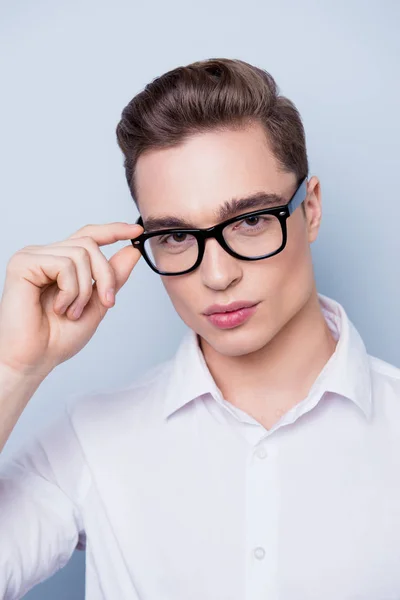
[115,57,309,211]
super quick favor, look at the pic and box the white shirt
[1,292,400,600]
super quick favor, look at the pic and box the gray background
[0,0,399,597]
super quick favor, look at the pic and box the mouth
[203,301,259,316]
[203,302,260,329]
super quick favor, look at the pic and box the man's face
[135,122,322,358]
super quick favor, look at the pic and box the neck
[199,289,338,428]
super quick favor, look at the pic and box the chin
[200,323,272,358]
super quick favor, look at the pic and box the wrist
[0,360,49,388]
[0,363,47,453]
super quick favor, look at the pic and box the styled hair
[115,57,309,211]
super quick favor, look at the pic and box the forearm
[0,363,46,452]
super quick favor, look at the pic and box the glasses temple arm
[287,177,308,216]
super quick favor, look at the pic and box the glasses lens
[144,231,199,274]
[223,214,283,258]
[143,214,283,274]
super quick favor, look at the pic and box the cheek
[161,277,199,314]
[255,220,310,288]
[268,218,314,305]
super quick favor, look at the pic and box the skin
[135,121,337,429]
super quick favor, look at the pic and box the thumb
[108,244,143,294]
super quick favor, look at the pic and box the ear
[304,176,322,243]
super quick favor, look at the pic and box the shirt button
[255,445,268,459]
[253,546,266,560]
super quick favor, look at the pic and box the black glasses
[131,177,308,276]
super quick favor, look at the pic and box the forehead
[135,124,296,229]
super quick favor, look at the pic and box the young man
[0,58,399,599]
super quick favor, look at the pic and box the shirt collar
[163,293,372,421]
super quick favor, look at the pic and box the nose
[199,237,242,290]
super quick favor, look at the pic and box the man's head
[116,58,322,357]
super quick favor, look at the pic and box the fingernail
[106,289,115,304]
[72,304,83,319]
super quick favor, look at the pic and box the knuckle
[5,255,18,274]
[68,226,94,240]
[12,245,37,258]
[77,224,94,234]
[19,244,37,252]
[6,248,38,275]
[73,236,96,253]
[75,245,91,260]
[60,255,74,268]
[7,250,22,265]
[82,236,98,251]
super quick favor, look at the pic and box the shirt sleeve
[0,397,90,599]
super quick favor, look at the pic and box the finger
[17,222,144,319]
[25,245,101,318]
[68,222,144,247]
[9,252,79,310]
[53,246,94,318]
[56,222,144,308]
[93,243,142,319]
[38,240,117,313]
[108,243,142,294]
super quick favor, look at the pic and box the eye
[244,216,260,226]
[160,232,188,244]
[235,215,267,229]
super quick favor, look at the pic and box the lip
[204,303,259,329]
[203,300,259,316]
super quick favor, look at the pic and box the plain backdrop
[0,0,399,597]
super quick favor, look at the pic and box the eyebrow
[143,191,287,232]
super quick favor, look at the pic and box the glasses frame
[131,176,308,276]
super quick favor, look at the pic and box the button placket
[245,439,280,600]
[253,546,266,560]
[255,444,268,459]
